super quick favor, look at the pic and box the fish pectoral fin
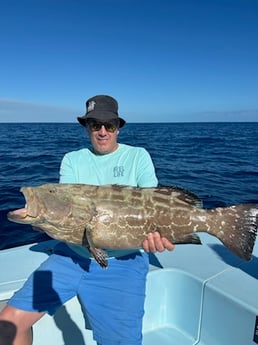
[173,233,202,245]
[82,227,108,269]
[89,248,108,269]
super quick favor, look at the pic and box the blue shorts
[8,243,149,345]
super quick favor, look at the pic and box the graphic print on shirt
[113,166,125,178]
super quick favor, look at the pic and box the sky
[0,0,258,123]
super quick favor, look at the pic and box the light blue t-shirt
[59,143,158,258]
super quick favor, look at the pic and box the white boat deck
[1,234,258,345]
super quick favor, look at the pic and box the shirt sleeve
[136,148,158,187]
[59,153,77,183]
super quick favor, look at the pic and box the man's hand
[142,232,175,253]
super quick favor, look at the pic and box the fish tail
[213,204,258,261]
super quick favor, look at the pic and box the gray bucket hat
[77,95,126,127]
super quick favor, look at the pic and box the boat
[1,233,258,345]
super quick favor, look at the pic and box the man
[0,95,174,345]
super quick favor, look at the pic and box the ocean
[0,122,258,250]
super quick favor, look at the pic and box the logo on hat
[87,101,96,112]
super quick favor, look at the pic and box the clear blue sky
[1,0,258,122]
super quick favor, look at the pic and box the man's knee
[0,305,44,329]
[0,305,25,321]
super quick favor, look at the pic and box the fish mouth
[21,187,39,218]
[7,187,40,223]
[7,204,40,224]
[7,207,29,222]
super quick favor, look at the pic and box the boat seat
[143,268,203,345]
[197,261,258,345]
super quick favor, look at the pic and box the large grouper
[7,183,258,268]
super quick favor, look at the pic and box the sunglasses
[86,119,119,133]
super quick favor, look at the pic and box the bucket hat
[77,95,126,127]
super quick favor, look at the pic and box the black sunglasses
[86,119,119,133]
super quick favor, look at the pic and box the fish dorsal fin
[156,185,203,208]
[170,186,203,208]
[104,184,203,208]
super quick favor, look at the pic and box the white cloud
[0,99,79,122]
[1,99,257,123]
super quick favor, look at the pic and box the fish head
[8,184,97,245]
[8,184,73,227]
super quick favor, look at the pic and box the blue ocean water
[0,122,258,250]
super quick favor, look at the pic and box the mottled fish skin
[7,183,258,268]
